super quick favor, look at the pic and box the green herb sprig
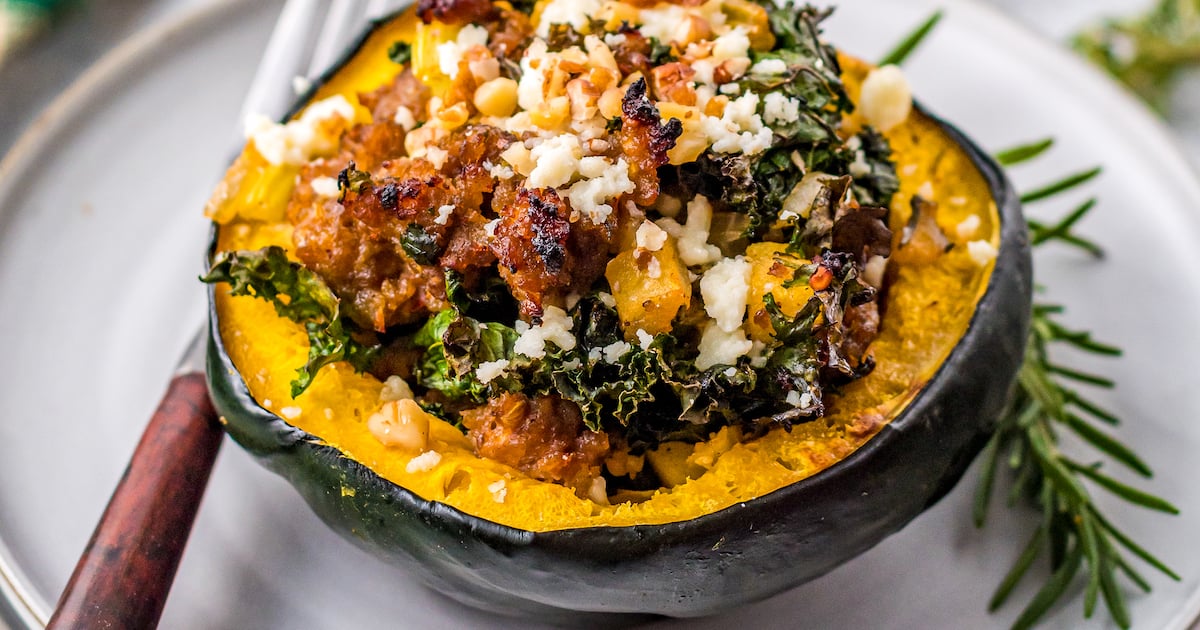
[1073,0,1200,113]
[884,18,1180,630]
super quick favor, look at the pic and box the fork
[44,1,400,627]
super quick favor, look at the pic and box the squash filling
[207,1,999,530]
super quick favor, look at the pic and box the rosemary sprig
[1073,0,1200,112]
[975,142,1180,630]
[880,16,1182,629]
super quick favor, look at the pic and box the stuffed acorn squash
[204,0,1030,619]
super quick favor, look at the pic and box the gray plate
[1,0,1198,628]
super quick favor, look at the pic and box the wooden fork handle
[48,372,222,630]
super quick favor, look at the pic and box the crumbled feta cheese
[393,105,417,131]
[723,367,737,377]
[785,390,801,407]
[566,158,635,224]
[635,220,668,252]
[917,181,935,200]
[528,134,584,189]
[604,33,627,48]
[262,399,273,409]
[434,204,455,225]
[518,40,549,111]
[536,0,602,37]
[635,3,691,42]
[588,347,603,362]
[700,257,751,332]
[310,176,340,199]
[602,340,632,363]
[488,479,508,503]
[646,256,662,279]
[561,358,582,371]
[859,65,912,133]
[750,58,788,75]
[699,92,773,155]
[949,196,968,207]
[762,92,801,125]
[711,27,751,63]
[718,82,741,96]
[437,25,489,79]
[956,215,981,240]
[484,160,514,180]
[597,292,616,308]
[280,406,302,420]
[636,329,654,350]
[380,375,415,402]
[967,240,998,266]
[695,323,753,371]
[405,450,442,473]
[245,94,355,165]
[475,359,510,384]
[657,195,722,266]
[514,306,576,358]
[484,218,500,238]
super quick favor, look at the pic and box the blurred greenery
[1074,0,1200,113]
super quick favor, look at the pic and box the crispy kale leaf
[202,246,378,397]
[413,309,519,401]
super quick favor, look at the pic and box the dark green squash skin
[206,61,1031,619]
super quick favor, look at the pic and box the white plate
[1,0,1198,628]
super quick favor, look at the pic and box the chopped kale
[202,246,378,397]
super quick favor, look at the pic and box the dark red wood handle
[48,372,222,630]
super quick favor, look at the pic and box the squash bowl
[205,4,1031,621]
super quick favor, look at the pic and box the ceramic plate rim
[1,0,1198,627]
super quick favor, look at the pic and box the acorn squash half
[205,5,1031,620]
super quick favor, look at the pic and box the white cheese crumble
[597,292,616,308]
[956,215,982,240]
[380,375,415,402]
[602,340,633,363]
[700,257,751,333]
[405,450,442,474]
[636,329,655,350]
[527,134,584,189]
[514,306,576,358]
[750,58,788,75]
[695,323,753,371]
[700,92,773,155]
[488,479,508,503]
[245,95,355,165]
[967,240,998,266]
[393,105,417,131]
[475,359,511,384]
[437,25,489,79]
[310,176,340,199]
[483,218,500,238]
[280,406,302,420]
[859,65,912,133]
[536,0,602,37]
[566,158,635,224]
[484,160,514,180]
[656,195,722,266]
[434,204,455,225]
[762,92,801,126]
[635,220,668,252]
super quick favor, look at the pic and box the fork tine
[307,0,370,79]
[366,0,399,20]
[239,0,324,128]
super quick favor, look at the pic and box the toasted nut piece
[567,78,601,121]
[673,15,712,47]
[598,86,625,119]
[436,101,470,129]
[474,77,519,117]
[531,95,571,129]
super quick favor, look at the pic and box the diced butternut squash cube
[605,237,691,336]
[744,242,815,343]
[204,144,299,224]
